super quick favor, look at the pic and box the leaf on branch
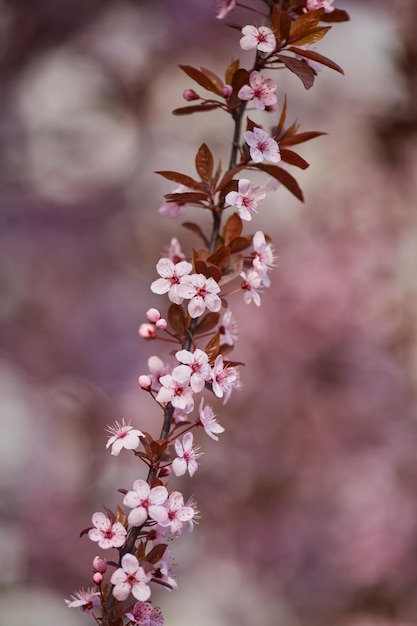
[271,5,291,43]
[164,191,208,204]
[280,130,327,147]
[219,253,243,286]
[195,312,220,334]
[288,46,344,74]
[116,505,127,526]
[155,170,202,191]
[168,303,186,336]
[205,332,221,362]
[225,58,240,87]
[254,163,304,201]
[275,95,287,139]
[276,54,316,89]
[228,236,252,253]
[146,543,168,566]
[231,68,251,98]
[182,222,210,247]
[194,258,222,283]
[178,64,223,95]
[172,103,221,115]
[321,9,350,22]
[216,166,245,193]
[195,143,214,187]
[207,245,231,269]
[223,212,243,244]
[289,25,331,47]
[288,8,324,43]
[280,148,310,169]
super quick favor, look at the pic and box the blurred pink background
[1,1,417,625]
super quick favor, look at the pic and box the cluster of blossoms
[67,1,348,624]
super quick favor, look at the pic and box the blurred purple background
[2,1,417,625]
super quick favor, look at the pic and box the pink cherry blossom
[110,553,152,602]
[155,372,195,413]
[123,479,168,527]
[153,560,178,591]
[146,355,171,389]
[251,230,276,287]
[198,398,225,441]
[305,0,334,12]
[210,354,241,402]
[225,178,267,221]
[218,309,239,346]
[244,128,281,163]
[139,323,157,340]
[126,601,165,626]
[172,432,202,477]
[146,308,161,323]
[150,258,193,304]
[184,495,200,531]
[158,184,189,218]
[93,556,107,573]
[159,491,195,537]
[65,587,100,611]
[240,269,263,306]
[238,71,278,110]
[164,237,186,263]
[240,25,276,53]
[106,418,144,456]
[215,0,236,19]
[172,348,211,393]
[178,274,222,318]
[88,512,127,549]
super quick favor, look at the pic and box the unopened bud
[183,89,200,101]
[265,103,278,112]
[138,375,152,391]
[139,323,157,339]
[93,556,107,573]
[146,308,161,323]
[93,572,103,585]
[222,84,233,98]
[155,318,167,330]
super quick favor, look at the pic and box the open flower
[88,512,127,549]
[106,418,144,456]
[126,601,165,626]
[210,354,241,402]
[65,587,100,611]
[240,269,263,306]
[305,0,334,12]
[155,372,195,413]
[198,398,225,441]
[150,259,193,304]
[172,432,203,477]
[244,128,281,163]
[111,554,152,602]
[172,348,211,393]
[123,479,168,527]
[225,178,267,221]
[251,230,276,287]
[159,491,196,537]
[240,25,276,53]
[238,71,277,110]
[178,274,222,318]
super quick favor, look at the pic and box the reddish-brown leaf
[321,9,350,22]
[205,332,221,362]
[275,95,287,139]
[155,170,202,191]
[288,8,324,43]
[179,64,223,95]
[276,54,316,89]
[194,259,222,283]
[195,143,214,187]
[216,166,245,193]
[172,103,221,115]
[225,58,240,86]
[289,25,331,47]
[168,304,186,336]
[232,68,251,97]
[164,191,208,204]
[271,5,292,43]
[228,236,252,253]
[223,212,243,244]
[254,163,304,201]
[146,543,168,566]
[195,312,220,334]
[280,148,310,169]
[288,46,344,74]
[182,222,210,247]
[280,130,327,147]
[207,245,231,269]
[199,66,224,95]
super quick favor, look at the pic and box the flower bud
[146,308,161,323]
[93,572,103,585]
[138,375,152,391]
[183,89,200,101]
[155,318,167,330]
[265,103,278,112]
[93,556,107,573]
[138,323,157,339]
[222,84,233,98]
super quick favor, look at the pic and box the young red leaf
[207,245,231,269]
[271,5,292,43]
[195,143,214,187]
[289,26,331,47]
[194,259,222,283]
[280,130,327,147]
[205,332,221,362]
[164,191,208,204]
[172,103,221,115]
[288,46,344,74]
[195,312,221,334]
[276,54,316,89]
[228,236,252,253]
[288,8,324,43]
[179,64,223,95]
[199,66,224,96]
[321,9,350,23]
[146,543,168,566]
[280,148,310,169]
[155,170,202,191]
[223,212,243,244]
[225,58,240,86]
[254,163,304,201]
[168,304,186,336]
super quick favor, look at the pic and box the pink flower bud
[93,556,107,573]
[138,375,152,390]
[138,323,156,339]
[92,572,103,585]
[222,84,233,98]
[146,308,161,323]
[155,318,167,330]
[159,466,172,477]
[183,89,200,101]
[265,103,278,112]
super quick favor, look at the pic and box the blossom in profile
[238,71,277,110]
[110,554,152,602]
[106,418,144,456]
[65,587,100,611]
[225,178,267,221]
[210,354,241,402]
[240,269,263,306]
[125,601,165,626]
[164,237,186,263]
[88,512,127,549]
[172,432,202,477]
[305,0,334,12]
[252,230,276,287]
[198,398,225,441]
[240,25,276,53]
[123,479,168,527]
[215,0,236,19]
[150,259,193,304]
[159,491,196,536]
[243,128,281,163]
[218,309,239,346]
